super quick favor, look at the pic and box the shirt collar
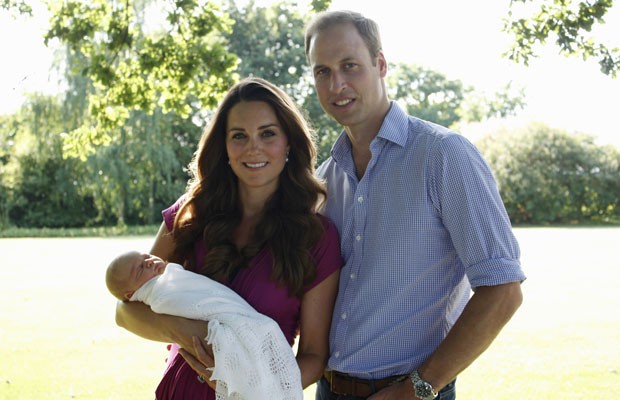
[330,101,409,162]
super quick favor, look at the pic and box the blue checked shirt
[317,102,526,380]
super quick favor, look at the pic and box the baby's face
[125,253,167,293]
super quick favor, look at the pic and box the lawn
[1,228,618,399]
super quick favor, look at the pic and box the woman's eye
[262,130,276,138]
[231,132,245,140]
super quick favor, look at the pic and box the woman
[115,77,342,399]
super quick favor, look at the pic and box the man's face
[307,22,387,132]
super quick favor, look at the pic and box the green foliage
[503,0,619,77]
[388,64,467,128]
[3,94,99,228]
[9,153,98,227]
[45,0,238,159]
[0,0,32,17]
[459,82,527,124]
[0,224,160,237]
[388,64,526,129]
[478,123,620,224]
[0,0,620,229]
[83,109,195,226]
[309,0,331,12]
[0,90,198,229]
[226,1,307,90]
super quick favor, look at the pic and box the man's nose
[330,72,347,92]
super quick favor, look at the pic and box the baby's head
[106,251,167,301]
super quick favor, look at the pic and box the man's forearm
[418,282,523,391]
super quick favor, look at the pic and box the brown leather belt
[323,370,407,397]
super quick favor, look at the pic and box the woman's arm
[115,300,208,351]
[295,269,339,388]
[114,222,209,352]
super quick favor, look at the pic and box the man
[304,10,526,400]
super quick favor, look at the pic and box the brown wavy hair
[170,77,326,297]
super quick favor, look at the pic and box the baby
[105,251,302,400]
[106,251,167,301]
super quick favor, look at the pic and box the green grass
[0,225,161,238]
[1,228,619,399]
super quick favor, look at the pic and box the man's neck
[344,100,391,180]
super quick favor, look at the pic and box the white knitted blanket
[131,263,302,400]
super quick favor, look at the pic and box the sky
[1,0,619,148]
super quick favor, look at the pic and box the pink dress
[154,197,342,400]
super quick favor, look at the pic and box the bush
[477,123,620,224]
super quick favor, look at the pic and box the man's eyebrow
[313,57,356,70]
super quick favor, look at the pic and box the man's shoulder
[316,155,338,178]
[406,116,475,154]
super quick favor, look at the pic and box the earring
[285,152,289,163]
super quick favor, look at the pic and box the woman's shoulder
[304,214,342,292]
[316,213,339,238]
[162,194,188,229]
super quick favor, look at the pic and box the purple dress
[154,197,342,400]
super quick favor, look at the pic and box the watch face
[415,381,434,398]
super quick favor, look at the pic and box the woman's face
[225,101,290,197]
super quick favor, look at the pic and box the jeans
[315,376,456,400]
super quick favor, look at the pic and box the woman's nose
[247,136,262,151]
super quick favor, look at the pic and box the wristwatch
[409,370,438,400]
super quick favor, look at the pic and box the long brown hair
[170,77,326,297]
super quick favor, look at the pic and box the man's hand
[368,380,416,400]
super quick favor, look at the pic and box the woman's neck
[233,186,274,248]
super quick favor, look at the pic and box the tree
[478,123,620,224]
[45,0,239,159]
[387,64,525,129]
[503,0,619,77]
[0,0,32,17]
[4,94,98,228]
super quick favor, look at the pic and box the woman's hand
[179,336,217,390]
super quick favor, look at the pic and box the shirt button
[350,273,356,280]
[355,234,361,241]
[335,352,340,358]
[357,196,364,203]
[341,312,347,320]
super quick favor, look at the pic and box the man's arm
[370,282,523,400]
[417,282,523,390]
